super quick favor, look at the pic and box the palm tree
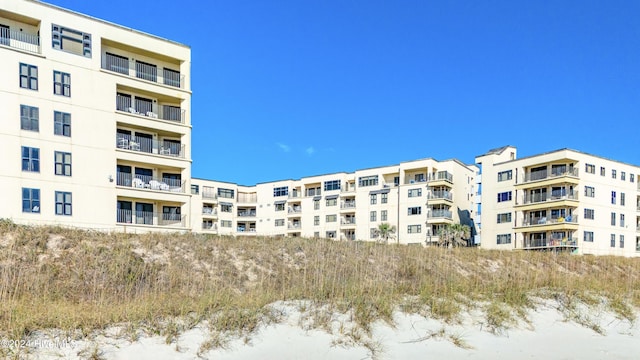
[437,223,471,248]
[374,222,397,244]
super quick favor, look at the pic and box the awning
[274,200,286,205]
[325,195,339,200]
[313,196,322,201]
[220,202,233,206]
[369,188,390,195]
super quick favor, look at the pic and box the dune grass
[1,219,639,346]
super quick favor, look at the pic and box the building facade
[476,146,640,256]
[0,0,192,232]
[190,158,478,245]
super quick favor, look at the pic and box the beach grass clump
[0,220,639,345]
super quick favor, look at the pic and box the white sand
[16,301,640,359]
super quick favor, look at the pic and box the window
[53,111,71,137]
[314,232,320,238]
[621,171,626,181]
[313,200,320,210]
[53,71,71,97]
[221,204,232,213]
[314,216,319,226]
[612,169,617,179]
[621,193,625,206]
[496,234,512,245]
[370,228,378,239]
[324,180,340,191]
[326,214,337,222]
[54,151,71,176]
[407,225,421,234]
[55,191,72,216]
[326,231,336,238]
[21,146,39,172]
[584,186,595,197]
[218,188,235,199]
[306,187,321,197]
[585,164,595,174]
[22,188,40,213]
[370,194,377,205]
[381,210,388,221]
[584,231,594,242]
[221,220,232,228]
[497,191,512,202]
[611,234,616,248]
[190,185,199,195]
[620,235,625,248]
[20,105,39,131]
[611,191,616,205]
[394,176,400,186]
[52,24,91,57]
[275,219,285,227]
[497,213,512,224]
[497,170,512,182]
[407,206,421,215]
[19,63,38,90]
[620,214,625,227]
[408,188,422,197]
[326,198,337,206]
[370,211,377,222]
[381,193,388,204]
[358,175,378,187]
[275,203,285,211]
[631,174,635,183]
[273,186,288,197]
[611,212,616,226]
[584,208,594,220]
[600,167,605,176]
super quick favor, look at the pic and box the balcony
[202,190,217,200]
[288,192,301,199]
[341,201,356,210]
[521,237,577,250]
[427,209,452,218]
[237,194,257,203]
[202,223,217,231]
[202,207,217,216]
[116,134,185,158]
[116,172,185,193]
[237,210,256,217]
[116,209,186,227]
[520,215,579,227]
[288,206,302,214]
[520,168,579,184]
[341,218,356,225]
[429,171,453,183]
[427,192,453,201]
[103,52,185,89]
[288,223,301,230]
[116,93,186,124]
[0,27,40,54]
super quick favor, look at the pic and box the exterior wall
[477,148,640,257]
[0,0,191,231]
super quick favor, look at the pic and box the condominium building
[191,158,478,245]
[0,0,192,231]
[476,146,640,256]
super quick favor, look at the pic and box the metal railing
[103,53,185,89]
[116,209,186,227]
[429,171,453,183]
[521,215,578,227]
[237,194,257,203]
[427,210,453,219]
[0,28,40,54]
[202,223,217,230]
[523,168,579,183]
[288,223,301,229]
[237,210,256,217]
[116,134,185,158]
[288,206,302,213]
[341,218,356,225]
[522,237,577,249]
[116,93,186,124]
[288,192,301,199]
[116,171,185,193]
[522,192,578,204]
[427,192,452,201]
[341,201,356,209]
[202,207,217,215]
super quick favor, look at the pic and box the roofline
[493,148,640,168]
[31,0,190,49]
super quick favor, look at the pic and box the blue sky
[48,0,640,185]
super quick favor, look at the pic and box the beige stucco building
[2,1,639,256]
[190,157,478,245]
[0,0,192,232]
[476,146,640,256]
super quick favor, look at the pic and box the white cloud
[276,143,291,152]
[305,147,316,155]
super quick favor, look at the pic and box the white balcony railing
[0,28,40,54]
[116,209,186,227]
[523,168,579,183]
